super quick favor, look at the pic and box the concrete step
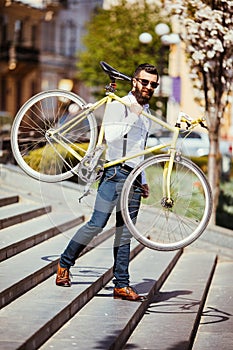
[0,164,97,218]
[40,249,182,350]
[192,260,233,350]
[0,237,144,350]
[124,250,217,350]
[0,164,232,349]
[194,225,233,260]
[0,193,19,207]
[0,225,115,309]
[0,202,52,229]
[191,235,233,261]
[0,212,85,262]
[0,230,70,309]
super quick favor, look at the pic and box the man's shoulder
[118,93,138,107]
[110,94,131,109]
[113,94,132,102]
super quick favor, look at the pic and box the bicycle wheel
[121,154,213,251]
[11,90,97,182]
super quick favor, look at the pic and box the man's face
[132,71,159,105]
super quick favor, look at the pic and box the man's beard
[132,86,154,105]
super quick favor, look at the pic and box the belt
[120,163,134,172]
[105,162,134,172]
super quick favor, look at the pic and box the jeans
[60,164,141,288]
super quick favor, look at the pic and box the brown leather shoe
[56,262,71,287]
[113,286,147,301]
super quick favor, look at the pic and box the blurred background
[0,0,233,227]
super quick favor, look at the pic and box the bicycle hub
[161,197,174,209]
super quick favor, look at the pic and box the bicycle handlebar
[176,112,208,130]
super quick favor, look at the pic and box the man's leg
[113,183,146,300]
[59,222,103,269]
[113,187,141,288]
[56,166,119,286]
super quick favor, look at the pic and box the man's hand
[130,103,143,116]
[141,184,149,198]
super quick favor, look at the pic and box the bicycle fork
[161,128,180,209]
[162,152,175,209]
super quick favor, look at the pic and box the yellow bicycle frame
[48,92,181,201]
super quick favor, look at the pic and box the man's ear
[132,78,137,87]
[132,78,137,91]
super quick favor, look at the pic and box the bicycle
[11,61,213,251]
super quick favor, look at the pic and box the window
[59,23,66,55]
[31,25,37,47]
[0,16,7,45]
[69,22,76,56]
[15,20,23,44]
[42,22,55,52]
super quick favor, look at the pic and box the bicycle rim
[121,155,213,251]
[11,90,97,182]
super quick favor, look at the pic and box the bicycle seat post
[105,78,117,93]
[100,61,131,94]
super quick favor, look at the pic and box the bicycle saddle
[100,61,131,81]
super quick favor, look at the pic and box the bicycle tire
[121,154,213,251]
[11,90,97,182]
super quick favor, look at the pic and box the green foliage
[23,143,89,172]
[76,0,169,97]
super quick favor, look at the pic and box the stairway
[0,164,233,350]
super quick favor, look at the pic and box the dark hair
[133,63,159,80]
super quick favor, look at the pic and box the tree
[76,0,169,103]
[167,0,233,224]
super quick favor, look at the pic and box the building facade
[0,0,103,120]
[0,0,232,143]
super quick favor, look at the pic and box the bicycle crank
[77,145,106,183]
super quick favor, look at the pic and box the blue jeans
[60,164,142,288]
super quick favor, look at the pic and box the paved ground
[0,164,233,350]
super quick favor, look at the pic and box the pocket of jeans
[119,168,130,176]
[103,167,117,182]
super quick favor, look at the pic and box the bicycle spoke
[11,90,97,182]
[121,155,212,251]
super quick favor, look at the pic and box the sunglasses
[135,78,159,89]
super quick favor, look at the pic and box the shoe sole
[113,295,145,301]
[56,282,71,287]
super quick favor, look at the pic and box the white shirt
[104,92,151,183]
